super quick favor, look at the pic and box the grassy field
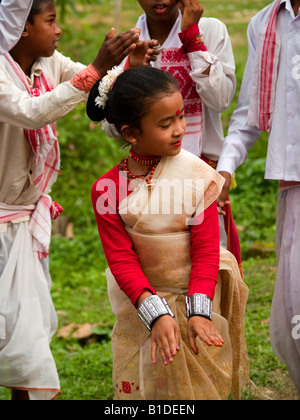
[0,0,298,400]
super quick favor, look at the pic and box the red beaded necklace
[119,155,160,190]
[129,149,161,166]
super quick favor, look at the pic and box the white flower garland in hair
[95,65,124,109]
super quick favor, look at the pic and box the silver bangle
[186,294,212,321]
[138,295,175,331]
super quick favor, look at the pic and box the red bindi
[176,109,181,116]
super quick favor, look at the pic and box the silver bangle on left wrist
[186,294,212,321]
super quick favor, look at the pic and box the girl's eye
[161,123,171,129]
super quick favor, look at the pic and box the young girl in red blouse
[88,66,249,400]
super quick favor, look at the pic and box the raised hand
[129,38,160,67]
[93,27,140,77]
[177,0,204,31]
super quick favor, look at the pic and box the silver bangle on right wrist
[186,294,212,321]
[138,295,175,331]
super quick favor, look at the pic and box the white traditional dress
[0,51,89,399]
[217,0,300,393]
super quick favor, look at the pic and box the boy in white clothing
[0,0,157,400]
[217,0,300,394]
[135,0,242,273]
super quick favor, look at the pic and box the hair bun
[86,80,107,122]
[87,65,124,122]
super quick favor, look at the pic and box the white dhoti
[270,186,300,394]
[0,221,60,400]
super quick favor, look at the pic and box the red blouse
[91,165,220,307]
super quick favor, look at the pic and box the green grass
[0,0,295,400]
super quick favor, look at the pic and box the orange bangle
[70,64,101,93]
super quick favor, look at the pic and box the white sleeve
[0,0,33,55]
[217,19,262,175]
[0,68,87,130]
[188,18,236,113]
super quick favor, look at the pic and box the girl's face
[131,90,186,158]
[138,0,179,21]
[25,1,62,58]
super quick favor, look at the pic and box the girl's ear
[121,125,138,145]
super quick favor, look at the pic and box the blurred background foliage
[56,0,102,21]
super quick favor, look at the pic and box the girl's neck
[127,158,152,178]
[146,10,179,46]
[127,149,161,177]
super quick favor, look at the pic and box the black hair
[27,0,54,24]
[87,66,179,134]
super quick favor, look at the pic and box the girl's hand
[93,28,140,77]
[151,315,181,365]
[177,0,204,32]
[129,39,160,67]
[188,317,224,354]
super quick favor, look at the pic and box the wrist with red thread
[179,23,207,53]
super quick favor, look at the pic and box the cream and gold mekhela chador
[106,150,249,400]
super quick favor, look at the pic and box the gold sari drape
[107,150,249,400]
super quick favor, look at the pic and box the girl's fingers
[175,325,181,352]
[204,324,224,347]
[160,335,175,365]
[151,341,157,364]
[189,333,199,355]
[188,317,225,349]
[151,317,181,365]
[210,333,225,347]
[199,331,213,347]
